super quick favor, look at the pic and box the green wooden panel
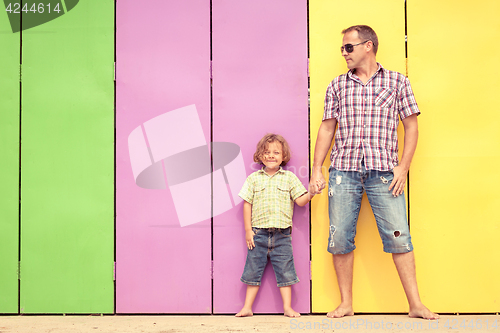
[20,0,114,313]
[0,5,20,314]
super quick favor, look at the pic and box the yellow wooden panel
[408,1,500,312]
[310,0,409,313]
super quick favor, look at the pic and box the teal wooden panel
[20,0,114,313]
[0,4,20,314]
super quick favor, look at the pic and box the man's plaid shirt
[323,63,420,172]
[238,167,307,229]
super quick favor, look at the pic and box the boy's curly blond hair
[253,133,291,166]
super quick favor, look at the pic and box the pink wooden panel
[116,0,211,313]
[212,0,309,313]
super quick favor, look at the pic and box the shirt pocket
[253,184,266,203]
[276,184,292,218]
[277,183,291,199]
[375,87,396,109]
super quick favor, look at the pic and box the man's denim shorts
[327,165,414,255]
[240,227,299,287]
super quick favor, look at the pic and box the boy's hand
[246,230,256,250]
[310,171,326,194]
[309,179,325,195]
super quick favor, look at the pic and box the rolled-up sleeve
[238,176,254,204]
[398,77,420,120]
[323,81,339,121]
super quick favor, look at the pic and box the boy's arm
[294,191,315,207]
[243,201,255,249]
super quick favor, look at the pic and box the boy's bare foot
[235,308,253,317]
[409,304,439,320]
[284,308,301,318]
[326,303,354,318]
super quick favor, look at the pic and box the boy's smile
[262,141,283,175]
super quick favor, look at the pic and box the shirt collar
[347,62,385,84]
[258,166,284,176]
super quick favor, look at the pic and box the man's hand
[389,114,418,197]
[388,165,408,197]
[310,170,326,195]
[245,230,256,250]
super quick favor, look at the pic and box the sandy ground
[1,314,499,333]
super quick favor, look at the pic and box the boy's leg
[237,228,268,317]
[279,286,300,317]
[235,285,260,317]
[269,228,300,317]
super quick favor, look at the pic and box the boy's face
[262,141,283,171]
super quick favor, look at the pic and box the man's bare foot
[235,308,253,317]
[327,303,354,318]
[284,308,301,318]
[409,304,439,320]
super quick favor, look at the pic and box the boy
[236,133,315,317]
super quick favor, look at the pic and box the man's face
[341,30,367,70]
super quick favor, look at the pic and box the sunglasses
[341,40,370,53]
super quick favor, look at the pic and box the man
[310,25,438,320]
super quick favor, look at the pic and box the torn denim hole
[329,226,336,248]
[336,175,342,185]
[328,187,334,197]
[380,176,389,184]
[393,230,401,237]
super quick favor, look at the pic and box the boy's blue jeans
[241,227,299,287]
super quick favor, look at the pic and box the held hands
[388,165,408,197]
[309,172,326,195]
[246,229,256,250]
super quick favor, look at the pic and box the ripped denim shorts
[327,165,413,254]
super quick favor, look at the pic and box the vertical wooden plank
[212,0,310,313]
[20,1,114,313]
[310,0,408,313]
[0,5,19,314]
[116,0,212,313]
[408,0,500,312]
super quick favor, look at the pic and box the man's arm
[389,114,418,197]
[310,118,337,194]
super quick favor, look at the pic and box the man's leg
[365,169,438,320]
[393,252,439,320]
[326,169,362,318]
[328,252,355,318]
